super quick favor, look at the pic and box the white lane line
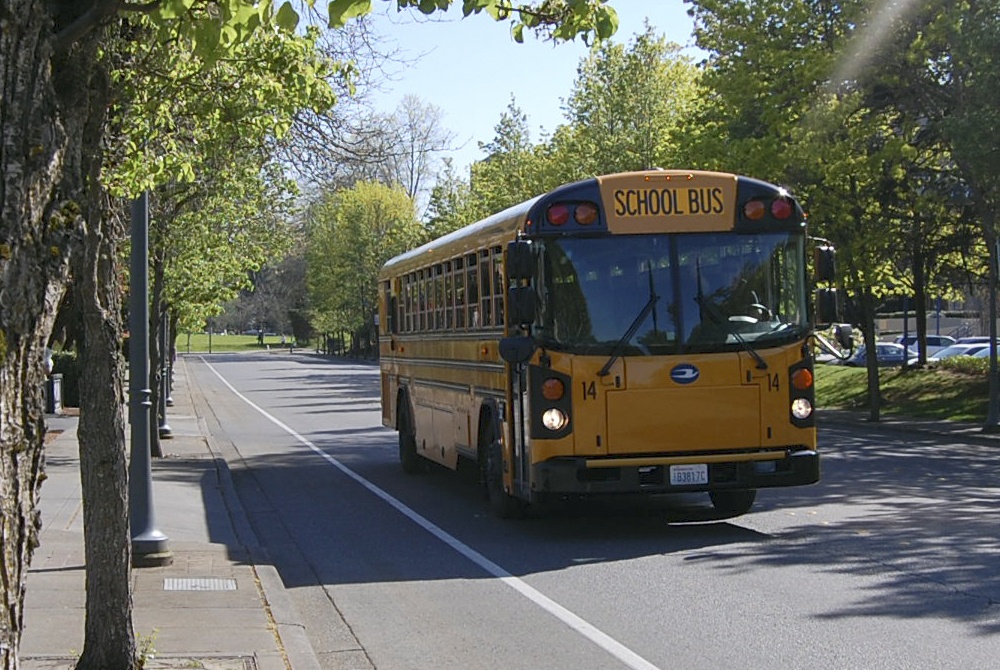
[202,358,661,670]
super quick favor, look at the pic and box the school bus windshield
[534,232,809,355]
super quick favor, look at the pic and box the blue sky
[364,1,699,171]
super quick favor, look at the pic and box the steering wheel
[749,303,773,321]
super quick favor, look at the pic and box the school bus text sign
[598,172,738,233]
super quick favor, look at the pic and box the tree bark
[0,2,75,665]
[68,38,139,670]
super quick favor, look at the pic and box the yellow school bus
[378,170,835,518]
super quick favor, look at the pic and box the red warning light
[547,204,570,226]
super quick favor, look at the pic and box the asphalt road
[184,351,1000,670]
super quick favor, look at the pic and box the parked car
[957,336,993,344]
[893,334,956,357]
[927,343,990,362]
[845,342,919,367]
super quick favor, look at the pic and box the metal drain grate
[163,577,237,591]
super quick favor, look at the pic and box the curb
[817,408,1000,448]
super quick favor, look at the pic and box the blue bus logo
[670,364,700,384]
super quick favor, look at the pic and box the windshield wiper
[695,294,769,370]
[599,292,659,377]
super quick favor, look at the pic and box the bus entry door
[508,363,531,498]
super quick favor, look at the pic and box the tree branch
[54,0,160,53]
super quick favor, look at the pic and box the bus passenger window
[419,271,428,331]
[492,249,504,327]
[454,259,465,328]
[401,276,410,332]
[480,250,492,327]
[445,262,454,329]
[467,253,479,329]
[434,265,444,330]
[391,282,402,335]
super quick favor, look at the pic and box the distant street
[182,352,1000,670]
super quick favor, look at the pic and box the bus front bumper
[531,449,819,496]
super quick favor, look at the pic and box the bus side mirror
[814,245,836,282]
[815,288,841,325]
[507,286,536,326]
[507,240,533,280]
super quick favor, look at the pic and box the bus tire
[398,404,423,475]
[709,489,757,517]
[485,439,523,519]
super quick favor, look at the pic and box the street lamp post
[158,305,172,439]
[129,192,172,567]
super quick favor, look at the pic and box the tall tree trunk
[68,41,139,670]
[0,2,76,665]
[858,287,882,422]
[74,203,137,668]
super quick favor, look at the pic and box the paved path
[21,356,324,670]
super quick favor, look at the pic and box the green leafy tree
[466,98,558,215]
[556,24,703,176]
[425,159,488,237]
[307,182,425,354]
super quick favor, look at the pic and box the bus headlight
[791,398,813,420]
[542,408,568,431]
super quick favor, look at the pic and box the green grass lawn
[815,362,991,422]
[176,332,295,353]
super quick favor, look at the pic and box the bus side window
[399,276,407,333]
[419,269,428,331]
[480,249,492,327]
[467,253,479,328]
[434,264,444,330]
[444,261,454,329]
[388,281,400,335]
[492,246,504,327]
[454,257,466,328]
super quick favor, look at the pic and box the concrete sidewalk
[21,358,322,670]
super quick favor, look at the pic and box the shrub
[938,355,989,377]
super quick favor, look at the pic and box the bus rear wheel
[709,489,757,517]
[485,440,523,519]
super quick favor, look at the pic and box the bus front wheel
[398,407,423,474]
[485,440,523,519]
[709,489,757,517]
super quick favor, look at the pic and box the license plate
[669,464,708,486]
